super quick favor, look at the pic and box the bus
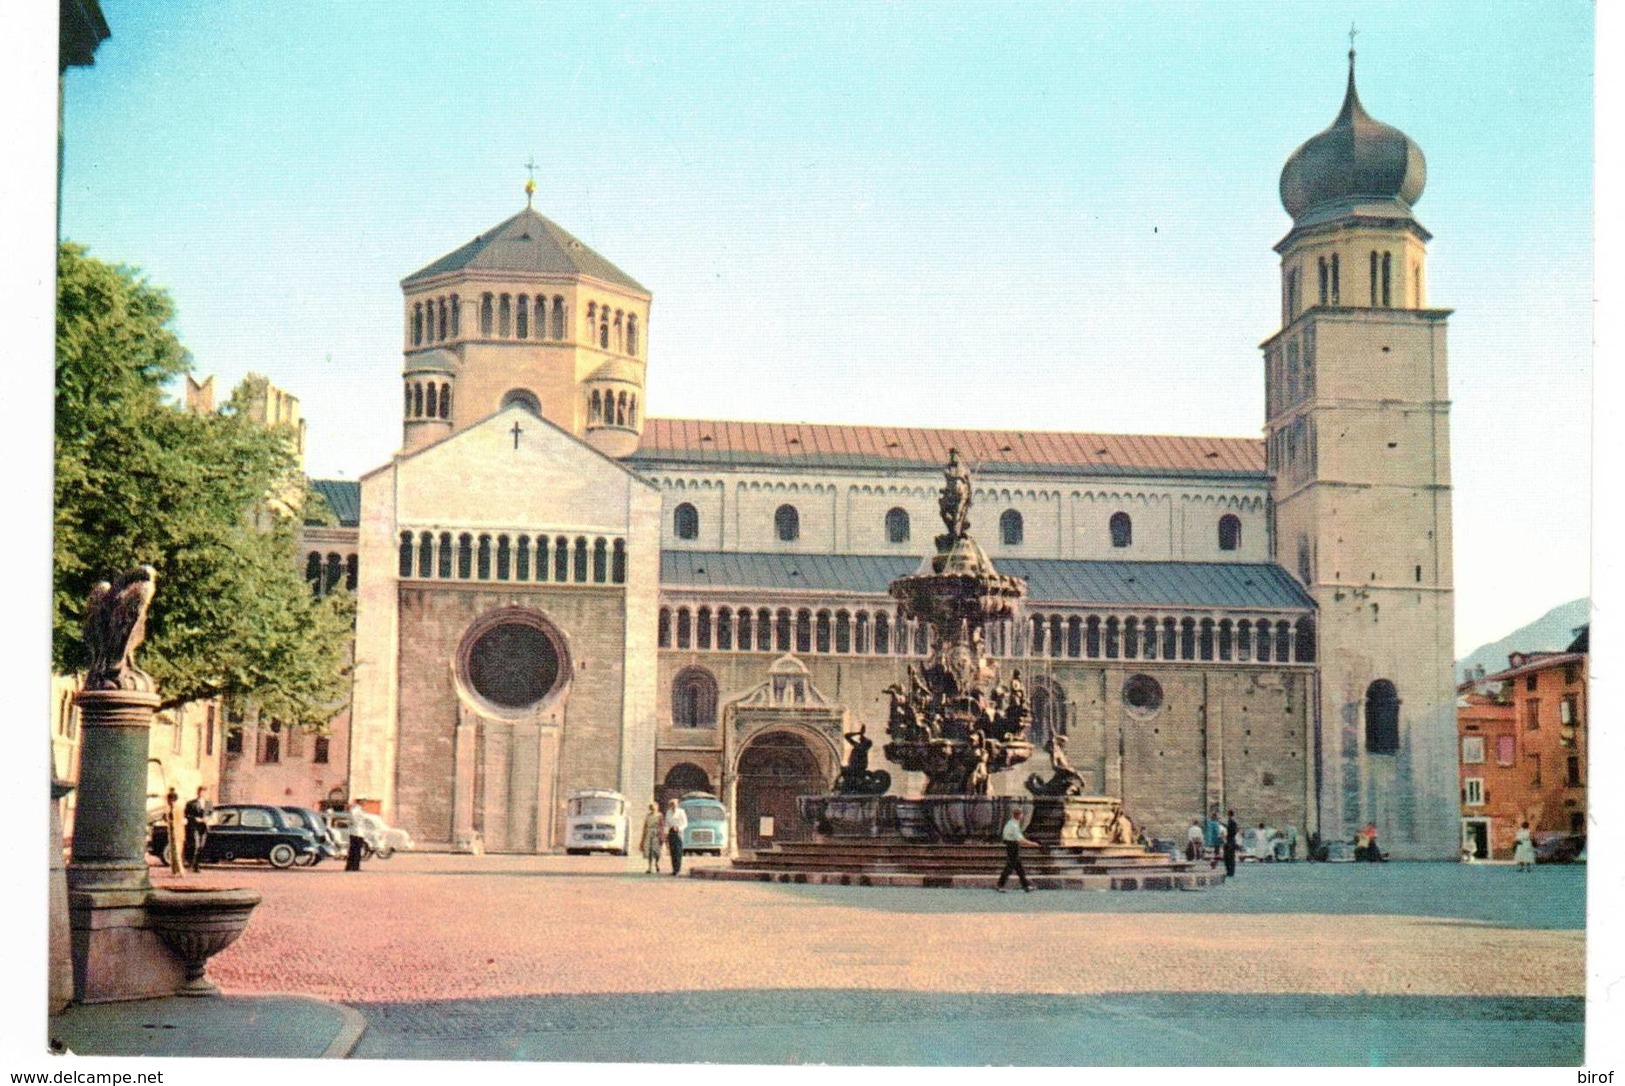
[564,789,629,855]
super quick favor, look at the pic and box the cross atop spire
[1348,22,1359,67]
[524,155,537,208]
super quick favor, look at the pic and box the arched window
[675,607,692,649]
[1317,257,1328,306]
[885,507,910,544]
[815,610,832,653]
[1330,253,1341,303]
[412,303,423,346]
[305,551,322,593]
[658,607,671,648]
[696,607,712,649]
[592,537,608,583]
[1297,534,1312,584]
[628,395,638,427]
[1028,680,1066,751]
[498,294,512,337]
[417,532,433,578]
[440,383,451,419]
[616,391,627,426]
[412,382,424,418]
[1180,618,1196,660]
[627,314,638,355]
[1000,509,1023,546]
[674,502,699,540]
[589,389,602,423]
[612,539,627,584]
[404,384,412,416]
[1381,251,1392,307]
[1295,617,1316,662]
[775,609,792,653]
[573,537,589,582]
[502,389,542,416]
[1109,512,1132,548]
[515,295,529,339]
[554,535,569,582]
[397,533,413,577]
[450,294,460,337]
[795,609,812,654]
[551,296,565,340]
[437,298,448,340]
[457,533,473,578]
[425,382,438,418]
[476,534,492,579]
[1366,679,1400,754]
[1218,514,1241,551]
[480,293,494,336]
[516,535,530,580]
[345,554,358,591]
[495,535,511,580]
[1369,251,1380,307]
[874,612,891,655]
[736,609,752,650]
[599,318,609,349]
[717,608,733,651]
[775,504,800,542]
[586,302,596,337]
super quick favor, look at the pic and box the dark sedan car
[149,803,321,869]
[279,806,343,865]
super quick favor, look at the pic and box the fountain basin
[145,887,260,997]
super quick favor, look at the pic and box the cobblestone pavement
[175,854,1585,1064]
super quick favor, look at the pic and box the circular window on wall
[459,612,568,715]
[1122,674,1164,718]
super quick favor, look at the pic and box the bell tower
[1263,48,1456,858]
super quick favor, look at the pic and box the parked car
[328,810,414,859]
[564,789,629,855]
[678,792,729,856]
[279,806,343,865]
[148,803,321,870]
[1534,832,1586,864]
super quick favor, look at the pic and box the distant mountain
[1457,598,1590,682]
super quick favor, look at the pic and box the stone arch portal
[734,731,827,850]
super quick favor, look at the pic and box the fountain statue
[64,566,260,1003]
[704,453,1220,889]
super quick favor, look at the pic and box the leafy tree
[54,242,352,726]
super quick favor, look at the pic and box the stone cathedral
[320,57,1456,858]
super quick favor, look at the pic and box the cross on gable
[511,420,524,449]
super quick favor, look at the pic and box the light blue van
[678,792,729,856]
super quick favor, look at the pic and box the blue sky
[35,1,1598,652]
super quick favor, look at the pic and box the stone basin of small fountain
[144,887,260,996]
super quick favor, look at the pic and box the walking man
[182,785,211,872]
[664,798,688,877]
[1223,808,1241,877]
[1185,818,1204,862]
[995,805,1036,893]
[344,800,367,872]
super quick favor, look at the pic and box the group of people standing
[640,799,689,876]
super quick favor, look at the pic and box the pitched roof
[660,551,1313,611]
[308,479,360,527]
[631,419,1264,478]
[402,207,646,293]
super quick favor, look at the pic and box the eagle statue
[82,565,158,692]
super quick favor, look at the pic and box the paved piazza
[186,854,1584,1064]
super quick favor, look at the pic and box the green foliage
[54,242,352,726]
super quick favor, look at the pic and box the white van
[564,789,629,855]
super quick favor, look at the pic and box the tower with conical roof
[397,197,651,458]
[1263,48,1455,858]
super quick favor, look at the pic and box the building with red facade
[1456,626,1588,859]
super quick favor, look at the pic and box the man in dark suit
[182,786,211,872]
[1223,808,1241,877]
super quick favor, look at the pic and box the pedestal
[49,780,75,1014]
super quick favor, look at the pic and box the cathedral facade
[328,58,1457,858]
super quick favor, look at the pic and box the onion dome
[1279,53,1426,225]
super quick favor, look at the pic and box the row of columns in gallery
[658,603,1316,664]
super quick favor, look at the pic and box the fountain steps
[693,840,1223,890]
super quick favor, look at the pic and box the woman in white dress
[1513,821,1537,872]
